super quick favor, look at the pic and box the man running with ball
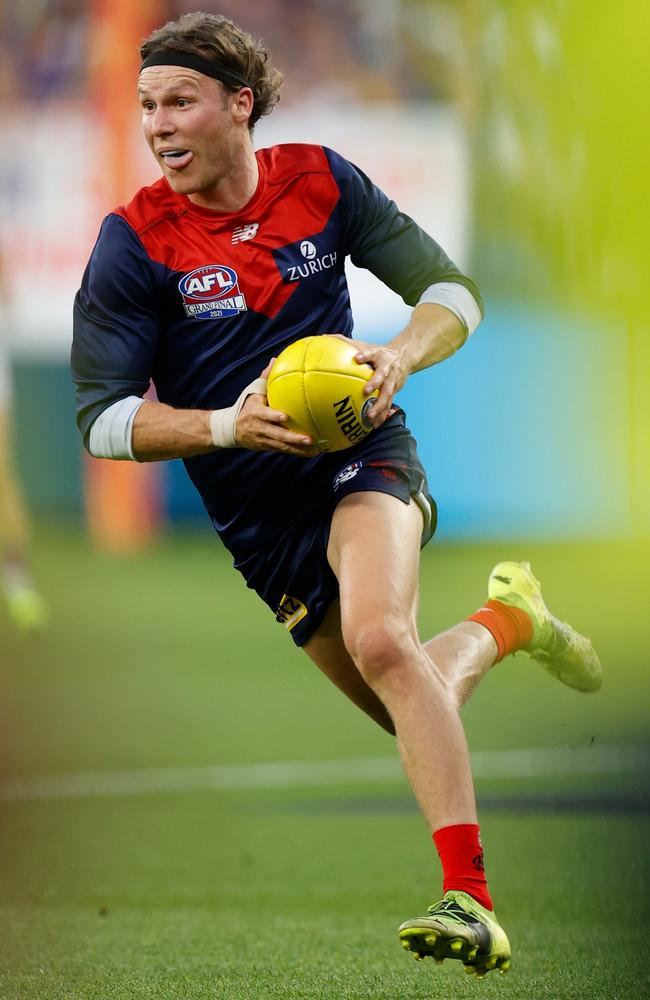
[72,11,602,978]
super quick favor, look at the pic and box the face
[138,65,253,203]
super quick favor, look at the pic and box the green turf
[0,526,648,998]
[1,795,648,999]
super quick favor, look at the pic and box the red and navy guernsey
[72,144,482,559]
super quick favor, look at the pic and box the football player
[72,11,601,977]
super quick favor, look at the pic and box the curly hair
[140,11,283,130]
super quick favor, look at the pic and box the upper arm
[71,214,160,448]
[324,147,483,312]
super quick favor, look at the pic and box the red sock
[433,823,493,910]
[467,599,533,662]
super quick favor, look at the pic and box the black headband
[140,50,251,90]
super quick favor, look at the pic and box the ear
[231,86,254,125]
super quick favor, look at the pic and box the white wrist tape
[209,377,268,448]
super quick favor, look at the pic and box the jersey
[72,143,482,561]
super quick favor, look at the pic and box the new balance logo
[232,223,259,244]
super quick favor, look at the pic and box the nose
[151,106,175,137]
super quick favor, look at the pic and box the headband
[140,50,251,90]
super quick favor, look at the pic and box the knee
[343,617,420,691]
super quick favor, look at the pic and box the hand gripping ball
[267,336,379,452]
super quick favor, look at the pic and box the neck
[188,142,259,213]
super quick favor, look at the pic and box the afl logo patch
[333,461,363,490]
[179,264,247,320]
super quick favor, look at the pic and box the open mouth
[159,149,194,170]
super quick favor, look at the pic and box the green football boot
[488,560,602,692]
[398,890,511,977]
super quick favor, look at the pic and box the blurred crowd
[0,1,88,102]
[0,1,628,313]
[0,0,458,106]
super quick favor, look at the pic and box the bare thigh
[327,491,424,678]
[304,492,427,733]
[303,596,395,734]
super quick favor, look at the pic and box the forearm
[348,301,473,427]
[130,381,317,461]
[389,302,468,377]
[132,400,214,461]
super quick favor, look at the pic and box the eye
[141,101,155,112]
[176,98,190,108]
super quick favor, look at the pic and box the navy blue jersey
[72,143,481,558]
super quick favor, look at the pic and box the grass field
[1,524,648,999]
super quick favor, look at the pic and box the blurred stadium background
[0,3,648,998]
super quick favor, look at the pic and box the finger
[365,397,385,424]
[258,409,316,445]
[364,362,392,395]
[259,357,277,379]
[367,401,390,427]
[261,424,314,448]
[364,372,384,394]
[241,397,288,426]
[258,405,289,423]
[282,431,314,447]
[354,347,378,366]
[366,380,396,426]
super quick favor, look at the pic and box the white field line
[0,744,647,804]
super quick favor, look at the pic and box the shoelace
[426,901,480,924]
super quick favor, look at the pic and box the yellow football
[267,336,378,452]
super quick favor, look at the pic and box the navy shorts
[234,410,436,647]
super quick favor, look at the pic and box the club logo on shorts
[333,461,363,490]
[178,264,247,320]
[276,594,308,631]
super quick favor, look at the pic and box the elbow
[84,397,144,461]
